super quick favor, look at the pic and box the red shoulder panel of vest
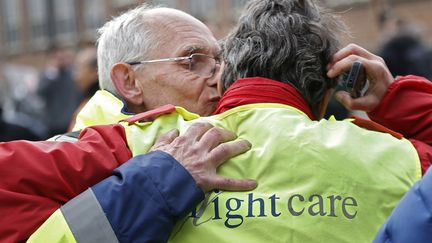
[121,104,176,124]
[351,115,404,139]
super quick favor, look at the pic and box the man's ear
[110,63,144,106]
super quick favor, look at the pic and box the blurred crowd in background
[0,0,431,141]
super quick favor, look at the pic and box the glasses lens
[190,54,216,78]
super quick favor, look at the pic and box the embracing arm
[0,124,132,243]
[27,123,257,243]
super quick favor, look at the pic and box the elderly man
[1,4,258,243]
[29,0,432,242]
[73,5,222,129]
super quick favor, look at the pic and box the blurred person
[68,46,100,130]
[327,44,432,243]
[73,46,99,102]
[37,47,82,138]
[0,107,40,141]
[29,1,432,242]
[377,11,432,79]
[0,70,40,141]
[0,4,257,242]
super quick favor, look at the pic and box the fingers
[211,139,252,167]
[327,54,364,78]
[184,123,214,141]
[150,129,179,151]
[199,127,237,151]
[152,122,256,193]
[154,129,179,145]
[210,176,257,191]
[328,43,379,69]
[335,90,380,112]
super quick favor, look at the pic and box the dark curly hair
[221,0,347,116]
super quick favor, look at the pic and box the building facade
[0,0,431,68]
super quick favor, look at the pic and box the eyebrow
[182,45,207,55]
[177,44,221,59]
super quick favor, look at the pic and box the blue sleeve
[92,151,205,243]
[374,167,432,243]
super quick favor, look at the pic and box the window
[53,0,77,44]
[2,0,21,53]
[26,0,49,49]
[83,0,106,38]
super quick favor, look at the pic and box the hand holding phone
[328,44,395,112]
[345,61,369,98]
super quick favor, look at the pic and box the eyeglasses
[126,53,220,78]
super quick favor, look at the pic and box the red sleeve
[368,75,432,174]
[368,75,432,145]
[410,139,432,175]
[0,124,132,242]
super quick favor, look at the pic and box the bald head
[97,4,220,115]
[146,8,210,31]
[97,4,214,96]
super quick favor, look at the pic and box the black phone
[345,61,369,98]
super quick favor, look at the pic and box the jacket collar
[214,77,315,120]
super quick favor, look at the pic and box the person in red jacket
[1,3,255,242]
[327,43,432,173]
[0,123,256,242]
[327,43,432,243]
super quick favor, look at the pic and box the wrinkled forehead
[147,8,220,56]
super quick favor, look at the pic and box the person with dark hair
[380,32,432,79]
[68,46,100,130]
[377,12,432,80]
[37,48,83,138]
[29,0,432,242]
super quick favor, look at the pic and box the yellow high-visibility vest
[69,90,420,242]
[122,103,420,243]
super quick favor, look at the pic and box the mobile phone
[345,61,369,98]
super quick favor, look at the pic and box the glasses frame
[126,53,220,78]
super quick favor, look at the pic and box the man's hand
[326,43,394,112]
[150,123,257,192]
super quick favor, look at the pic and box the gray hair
[221,0,347,115]
[97,3,162,96]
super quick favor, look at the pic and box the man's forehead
[146,8,219,56]
[147,8,200,25]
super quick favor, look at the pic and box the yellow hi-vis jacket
[31,90,420,242]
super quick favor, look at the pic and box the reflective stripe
[61,188,119,243]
